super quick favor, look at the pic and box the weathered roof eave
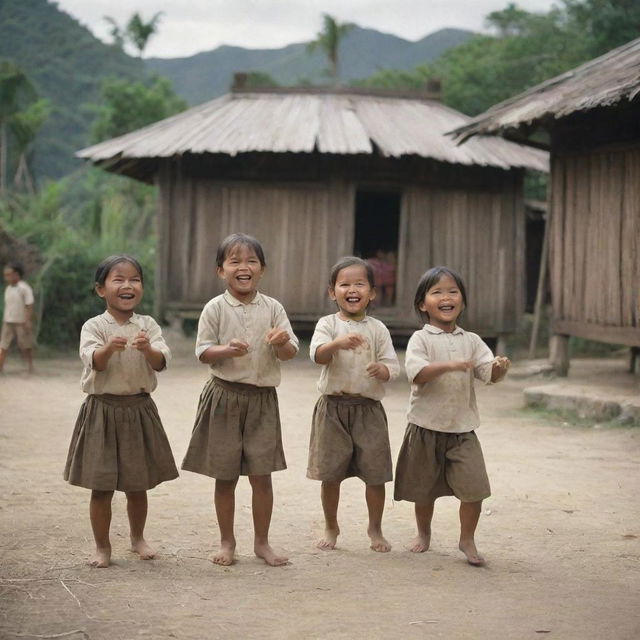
[451,36,640,144]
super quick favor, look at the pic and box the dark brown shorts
[307,394,392,485]
[181,377,286,480]
[63,393,178,492]
[394,423,491,503]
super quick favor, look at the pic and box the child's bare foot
[459,539,485,566]
[255,541,288,566]
[211,541,236,566]
[89,545,111,568]
[130,538,156,560]
[317,527,339,550]
[409,533,431,553]
[368,527,391,553]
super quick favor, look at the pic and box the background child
[394,266,510,566]
[307,256,399,552]
[64,255,178,568]
[181,233,298,567]
[0,261,35,373]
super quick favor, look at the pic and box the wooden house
[454,37,640,373]
[78,82,547,343]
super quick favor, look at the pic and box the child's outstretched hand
[336,333,367,351]
[131,330,151,352]
[265,328,290,347]
[366,362,390,381]
[491,356,511,382]
[228,338,249,357]
[107,335,128,353]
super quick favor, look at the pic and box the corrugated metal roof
[77,90,548,172]
[453,37,640,142]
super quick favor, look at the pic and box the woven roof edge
[451,36,640,143]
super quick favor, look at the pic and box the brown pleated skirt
[64,393,179,492]
[181,376,286,480]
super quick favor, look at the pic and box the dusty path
[1,337,639,640]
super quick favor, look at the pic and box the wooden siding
[157,160,525,337]
[157,162,353,318]
[549,147,640,345]
[399,178,524,335]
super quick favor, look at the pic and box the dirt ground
[1,334,639,640]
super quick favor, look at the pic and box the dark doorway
[353,189,401,307]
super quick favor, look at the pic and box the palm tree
[126,11,164,57]
[306,14,354,84]
[0,61,35,197]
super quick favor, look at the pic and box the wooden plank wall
[399,177,524,335]
[158,162,353,317]
[550,148,640,345]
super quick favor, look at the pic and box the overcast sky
[53,0,559,59]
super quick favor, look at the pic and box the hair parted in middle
[216,233,266,268]
[413,266,468,322]
[329,256,376,289]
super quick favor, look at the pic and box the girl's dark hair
[95,255,144,287]
[216,233,266,268]
[329,256,375,288]
[413,266,467,322]
[5,261,24,277]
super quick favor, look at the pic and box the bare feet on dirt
[317,527,340,550]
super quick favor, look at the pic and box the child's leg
[365,484,391,552]
[459,500,484,565]
[212,477,238,566]
[0,348,6,371]
[125,490,155,560]
[410,501,435,553]
[89,490,114,567]
[21,347,34,373]
[249,474,288,566]
[318,480,341,550]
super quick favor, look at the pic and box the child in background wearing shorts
[182,233,298,567]
[394,266,510,566]
[0,262,35,373]
[308,256,399,552]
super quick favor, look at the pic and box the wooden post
[550,334,570,376]
[528,209,550,359]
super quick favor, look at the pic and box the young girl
[307,256,399,552]
[394,266,510,566]
[181,233,298,567]
[64,255,178,568]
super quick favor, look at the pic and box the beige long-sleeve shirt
[405,324,494,433]
[310,313,400,401]
[79,311,170,395]
[195,290,299,387]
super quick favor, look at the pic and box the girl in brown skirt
[394,266,510,566]
[307,257,400,553]
[181,233,299,567]
[64,255,178,567]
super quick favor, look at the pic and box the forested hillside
[147,26,474,105]
[0,0,145,179]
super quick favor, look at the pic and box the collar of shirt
[101,310,142,327]
[336,312,369,324]
[223,290,262,307]
[423,323,464,335]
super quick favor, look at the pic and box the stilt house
[78,81,546,342]
[454,38,640,372]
